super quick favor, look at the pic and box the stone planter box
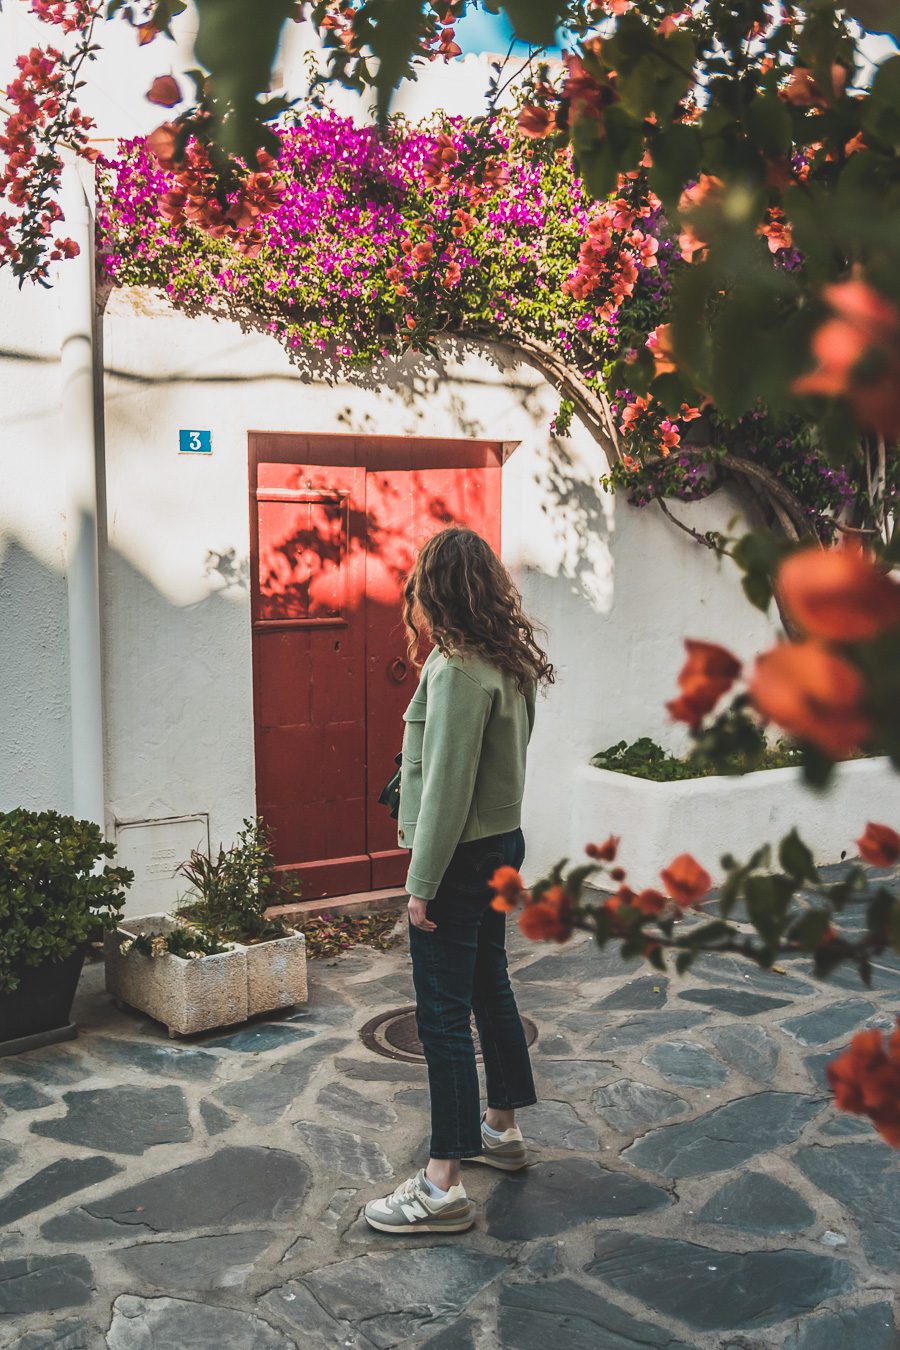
[570,756,900,889]
[104,913,307,1037]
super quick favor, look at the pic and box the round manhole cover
[360,1005,538,1063]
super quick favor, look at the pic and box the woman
[364,527,554,1235]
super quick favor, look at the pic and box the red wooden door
[364,467,501,888]
[249,435,505,899]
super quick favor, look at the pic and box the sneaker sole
[467,1151,528,1172]
[364,1213,475,1234]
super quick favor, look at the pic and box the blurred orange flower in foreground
[777,544,900,643]
[489,866,526,913]
[749,641,871,758]
[856,822,900,867]
[586,835,619,861]
[518,885,574,943]
[827,1020,900,1148]
[667,639,742,729]
[660,853,713,906]
[793,280,900,436]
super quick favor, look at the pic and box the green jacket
[398,646,536,901]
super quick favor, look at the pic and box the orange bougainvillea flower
[749,640,871,759]
[827,1019,900,1148]
[777,544,900,643]
[562,54,608,122]
[634,888,668,916]
[660,853,712,906]
[146,121,178,166]
[793,280,900,436]
[856,822,900,867]
[146,75,182,107]
[517,104,557,139]
[677,174,724,261]
[489,866,527,913]
[518,885,574,943]
[646,322,676,374]
[757,206,792,254]
[586,835,619,862]
[666,639,742,730]
[781,63,847,108]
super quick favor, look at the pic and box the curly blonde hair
[403,528,555,692]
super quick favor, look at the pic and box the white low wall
[569,757,900,890]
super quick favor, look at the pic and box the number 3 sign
[179,430,212,454]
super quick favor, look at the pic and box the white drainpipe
[59,151,106,830]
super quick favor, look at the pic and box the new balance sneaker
[469,1116,527,1171]
[364,1169,474,1234]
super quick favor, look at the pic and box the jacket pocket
[401,704,426,764]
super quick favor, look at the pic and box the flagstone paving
[1,863,899,1348]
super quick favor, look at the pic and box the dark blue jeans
[408,827,537,1159]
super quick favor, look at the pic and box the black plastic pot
[0,945,87,1057]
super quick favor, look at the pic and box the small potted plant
[104,818,307,1036]
[1,809,132,1056]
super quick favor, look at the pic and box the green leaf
[788,908,833,951]
[648,124,701,206]
[574,140,619,200]
[778,829,819,884]
[891,899,900,953]
[742,570,772,612]
[801,744,836,790]
[745,94,792,159]
[499,0,567,46]
[675,950,695,975]
[866,887,896,939]
[676,919,734,946]
[843,0,900,38]
[363,0,430,122]
[861,55,900,148]
[646,944,667,972]
[565,862,599,897]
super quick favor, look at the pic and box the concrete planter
[104,913,307,1036]
[570,756,900,889]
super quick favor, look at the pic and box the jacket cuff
[406,870,439,902]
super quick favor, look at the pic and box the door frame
[248,431,519,477]
[247,432,519,897]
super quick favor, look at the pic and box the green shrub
[0,809,132,994]
[120,927,230,960]
[590,736,804,782]
[174,817,301,945]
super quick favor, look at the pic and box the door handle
[389,658,409,683]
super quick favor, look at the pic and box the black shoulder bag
[378,753,402,820]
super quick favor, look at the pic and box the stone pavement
[1,866,899,1350]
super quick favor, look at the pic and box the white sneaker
[364,1169,475,1234]
[469,1115,527,1171]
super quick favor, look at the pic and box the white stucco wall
[0,23,784,884]
[100,287,780,883]
[0,270,73,814]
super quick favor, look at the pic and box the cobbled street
[1,864,899,1349]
